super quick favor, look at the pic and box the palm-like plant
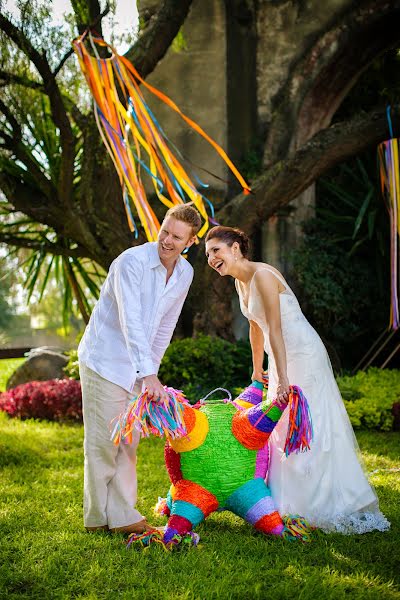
[0,86,104,326]
[291,150,390,370]
[316,151,389,295]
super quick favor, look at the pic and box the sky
[3,0,139,52]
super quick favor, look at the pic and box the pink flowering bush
[0,378,82,422]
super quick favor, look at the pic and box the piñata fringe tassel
[111,387,189,444]
[284,385,313,456]
[126,530,166,549]
[154,497,170,517]
[126,530,199,550]
[262,371,269,389]
[282,515,313,542]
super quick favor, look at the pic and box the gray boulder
[26,346,65,357]
[6,350,69,390]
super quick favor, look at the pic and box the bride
[205,225,390,534]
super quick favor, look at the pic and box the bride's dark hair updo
[205,226,250,258]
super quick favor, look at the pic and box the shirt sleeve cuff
[137,358,156,378]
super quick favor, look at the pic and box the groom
[78,204,201,533]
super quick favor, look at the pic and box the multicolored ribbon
[111,387,190,444]
[378,106,400,330]
[72,32,251,241]
[284,385,313,456]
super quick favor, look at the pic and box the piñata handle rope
[200,388,232,403]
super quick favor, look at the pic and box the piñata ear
[169,405,209,452]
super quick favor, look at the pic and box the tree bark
[219,106,400,232]
[124,0,194,77]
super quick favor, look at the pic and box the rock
[6,350,69,390]
[26,346,65,357]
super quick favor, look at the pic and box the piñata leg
[232,397,287,450]
[154,485,174,517]
[225,478,284,536]
[152,443,182,519]
[164,480,219,545]
[232,387,312,456]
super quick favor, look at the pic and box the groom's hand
[143,374,169,402]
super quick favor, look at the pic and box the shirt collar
[148,241,184,275]
[148,242,162,269]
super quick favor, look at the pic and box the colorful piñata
[113,381,313,549]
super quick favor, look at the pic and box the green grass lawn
[0,410,399,600]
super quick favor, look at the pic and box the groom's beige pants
[79,363,143,528]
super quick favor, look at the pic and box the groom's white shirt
[78,241,193,393]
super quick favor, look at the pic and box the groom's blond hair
[164,204,202,236]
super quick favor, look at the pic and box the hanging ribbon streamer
[378,106,400,330]
[72,32,251,241]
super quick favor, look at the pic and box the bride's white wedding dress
[236,267,390,534]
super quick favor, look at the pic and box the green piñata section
[179,401,257,506]
[262,404,282,421]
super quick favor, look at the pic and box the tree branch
[217,105,400,231]
[0,100,57,199]
[71,0,107,37]
[0,69,43,90]
[0,171,68,231]
[54,3,111,76]
[124,0,194,78]
[0,170,106,264]
[0,12,75,206]
[0,232,89,258]
[0,68,86,127]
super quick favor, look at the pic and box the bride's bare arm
[249,320,264,382]
[253,270,290,400]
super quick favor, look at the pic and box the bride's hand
[251,369,264,384]
[276,376,290,403]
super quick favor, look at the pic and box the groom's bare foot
[110,518,156,534]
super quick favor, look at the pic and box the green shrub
[63,349,80,380]
[337,367,400,431]
[64,335,400,431]
[158,334,252,402]
[234,367,399,431]
[62,338,399,431]
[63,335,253,402]
[0,358,25,392]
